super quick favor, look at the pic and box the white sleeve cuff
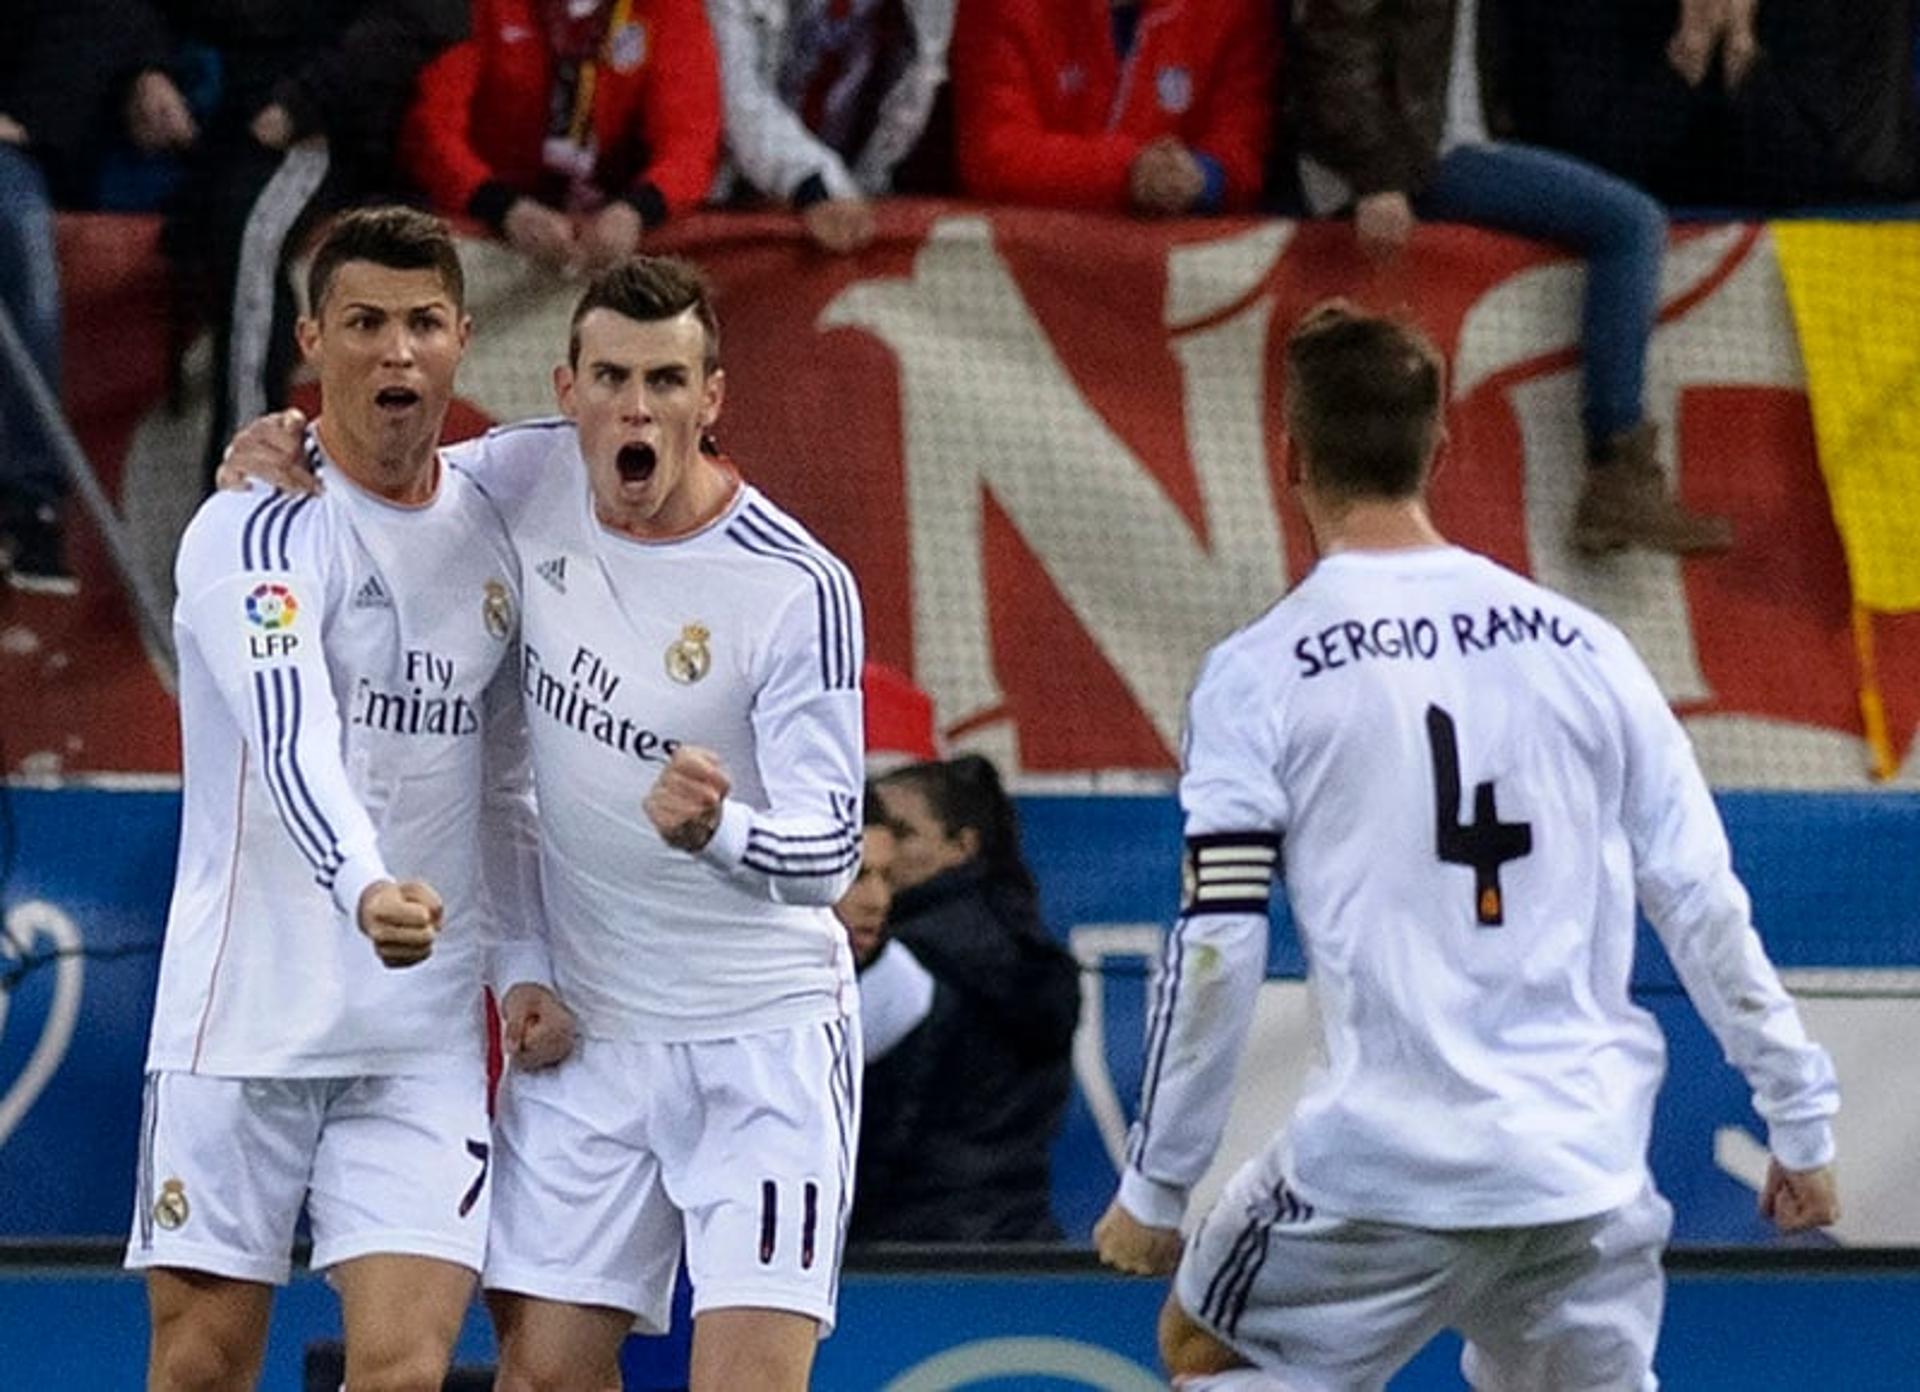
[694,797,751,870]
[1769,1118,1837,1172]
[488,941,555,996]
[1118,1166,1189,1230]
[330,855,390,926]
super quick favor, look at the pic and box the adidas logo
[535,557,567,593]
[352,573,393,609]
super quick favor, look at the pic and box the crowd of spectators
[5,0,1916,592]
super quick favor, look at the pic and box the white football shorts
[125,1067,493,1284]
[1175,1147,1672,1391]
[484,1016,860,1335]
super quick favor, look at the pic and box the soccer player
[478,257,863,1392]
[1093,303,1840,1390]
[129,207,570,1392]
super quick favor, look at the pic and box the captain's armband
[1180,832,1280,916]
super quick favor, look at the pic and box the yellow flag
[1773,221,1920,613]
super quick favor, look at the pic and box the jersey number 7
[1426,704,1533,927]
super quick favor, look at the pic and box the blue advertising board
[1,788,1915,1244]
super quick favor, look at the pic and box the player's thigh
[489,1290,632,1392]
[671,1017,859,1334]
[146,1266,275,1391]
[126,1071,321,1286]
[1174,1157,1462,1392]
[333,1253,476,1388]
[690,1306,820,1392]
[305,1070,492,1277]
[485,1040,684,1330]
[1460,1187,1673,1392]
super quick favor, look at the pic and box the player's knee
[1159,1293,1246,1378]
[496,1343,617,1392]
[149,1324,257,1392]
[342,1341,451,1392]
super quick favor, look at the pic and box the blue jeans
[1420,142,1666,449]
[0,144,64,509]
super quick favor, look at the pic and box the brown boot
[1572,423,1733,556]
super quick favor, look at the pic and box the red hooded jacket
[401,0,721,228]
[952,0,1278,212]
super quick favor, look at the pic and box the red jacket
[401,0,720,227]
[952,0,1277,212]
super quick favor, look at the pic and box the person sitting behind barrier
[705,0,956,254]
[949,0,1278,216]
[852,755,1081,1243]
[1293,0,1734,558]
[400,0,722,278]
[141,0,469,487]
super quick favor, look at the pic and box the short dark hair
[568,256,720,372]
[307,206,465,317]
[1282,300,1443,500]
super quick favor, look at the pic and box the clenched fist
[644,745,730,852]
[357,879,444,968]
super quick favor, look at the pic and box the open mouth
[616,442,657,484]
[374,387,421,412]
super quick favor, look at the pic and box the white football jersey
[451,421,864,1041]
[148,450,538,1078]
[1120,545,1838,1231]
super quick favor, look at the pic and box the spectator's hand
[644,745,730,853]
[1355,191,1415,260]
[501,982,577,1069]
[127,70,198,153]
[801,196,876,254]
[250,102,295,151]
[1128,137,1205,216]
[217,408,320,494]
[358,879,443,969]
[1094,1198,1183,1276]
[503,198,580,273]
[1721,0,1759,90]
[578,200,644,273]
[1760,1160,1839,1232]
[0,114,26,146]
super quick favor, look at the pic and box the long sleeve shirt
[449,420,866,1041]
[950,0,1276,212]
[1120,545,1838,1231]
[147,458,539,1077]
[401,0,721,228]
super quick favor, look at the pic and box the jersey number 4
[1426,704,1533,927]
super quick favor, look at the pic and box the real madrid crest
[665,622,712,684]
[154,1177,190,1230]
[482,578,514,642]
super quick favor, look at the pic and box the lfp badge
[245,582,301,658]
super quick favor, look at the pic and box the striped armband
[1179,832,1280,916]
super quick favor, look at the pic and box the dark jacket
[1292,0,1516,197]
[145,0,467,173]
[0,0,170,201]
[852,862,1081,1243]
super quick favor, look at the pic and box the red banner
[9,204,1915,784]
